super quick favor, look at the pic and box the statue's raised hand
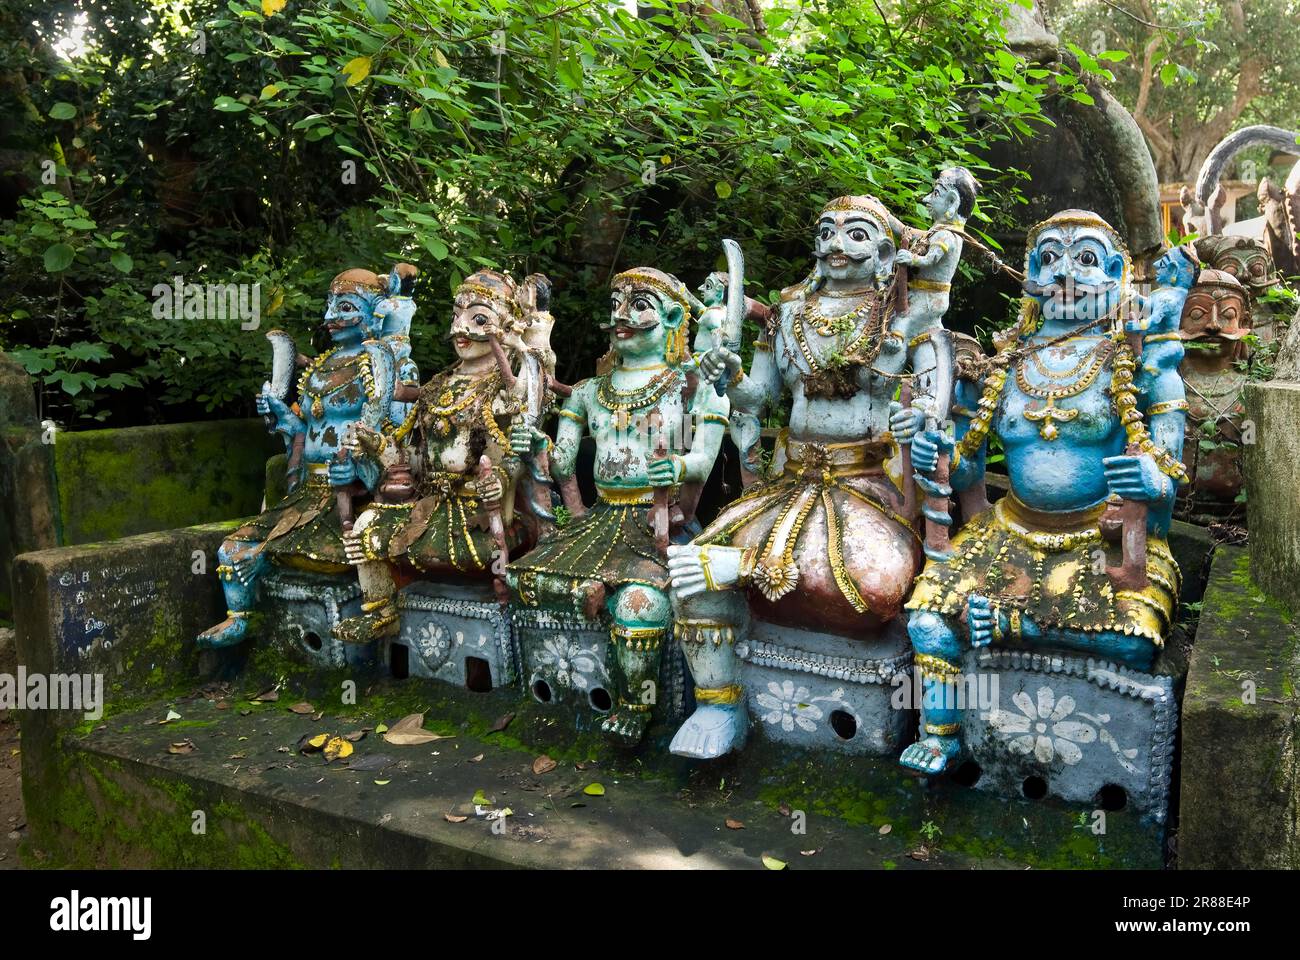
[476,468,504,506]
[910,428,954,476]
[329,451,356,487]
[699,346,741,387]
[967,594,995,647]
[894,249,916,268]
[1102,452,1168,503]
[666,543,742,599]
[888,400,926,443]
[256,387,302,436]
[647,453,682,487]
[510,423,547,458]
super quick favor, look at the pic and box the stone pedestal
[736,619,912,755]
[387,581,515,692]
[261,568,372,670]
[513,607,689,722]
[962,648,1180,823]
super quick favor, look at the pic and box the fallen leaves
[531,755,557,776]
[323,737,353,762]
[250,687,279,703]
[444,813,468,824]
[583,783,605,797]
[167,739,196,755]
[878,824,892,836]
[382,713,450,746]
[725,818,745,830]
[288,702,315,715]
[487,712,515,734]
[761,855,787,871]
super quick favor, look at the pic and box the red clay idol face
[1181,279,1248,362]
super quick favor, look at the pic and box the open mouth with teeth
[826,254,851,269]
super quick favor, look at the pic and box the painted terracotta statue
[507,266,730,744]
[665,185,974,759]
[900,210,1187,774]
[1177,268,1252,513]
[197,267,402,648]
[335,270,536,643]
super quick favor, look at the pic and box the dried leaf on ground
[532,755,557,776]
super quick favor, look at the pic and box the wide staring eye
[1188,308,1204,321]
[1250,261,1265,275]
[820,228,832,241]
[1078,251,1098,266]
[340,302,355,312]
[474,313,490,326]
[1040,250,1057,265]
[634,297,653,312]
[849,229,867,242]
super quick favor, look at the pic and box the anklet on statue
[694,684,744,705]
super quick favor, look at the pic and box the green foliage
[3,0,1072,426]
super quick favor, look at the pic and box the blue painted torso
[998,335,1125,512]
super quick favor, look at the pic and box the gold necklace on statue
[1014,338,1113,440]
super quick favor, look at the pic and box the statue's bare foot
[197,615,248,650]
[899,734,961,775]
[599,707,650,744]
[669,704,747,759]
[333,604,398,645]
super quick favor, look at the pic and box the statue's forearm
[680,423,726,483]
[733,347,779,411]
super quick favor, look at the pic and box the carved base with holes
[383,581,516,692]
[960,648,1183,823]
[737,619,914,755]
[513,607,689,724]
[261,568,374,670]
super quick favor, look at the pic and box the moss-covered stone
[50,418,279,546]
[1244,381,1300,613]
[1179,546,1300,868]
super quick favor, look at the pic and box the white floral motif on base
[535,633,609,691]
[983,685,1140,772]
[755,680,854,734]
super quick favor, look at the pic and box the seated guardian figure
[666,194,947,759]
[507,267,730,744]
[335,270,535,643]
[900,210,1188,774]
[197,267,400,648]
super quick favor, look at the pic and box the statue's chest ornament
[421,372,507,446]
[786,290,886,400]
[298,347,378,420]
[1013,339,1115,441]
[595,368,684,431]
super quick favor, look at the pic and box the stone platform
[12,517,1244,870]
[31,685,1165,870]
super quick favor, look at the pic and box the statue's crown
[455,269,522,319]
[818,195,896,245]
[329,269,385,296]
[611,267,693,316]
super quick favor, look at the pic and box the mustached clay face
[606,270,687,361]
[1212,243,1277,296]
[1181,269,1249,362]
[1026,214,1128,323]
[323,270,385,342]
[814,208,891,285]
[448,272,519,361]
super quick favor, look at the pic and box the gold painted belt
[995,492,1106,551]
[419,471,480,499]
[908,279,951,292]
[782,438,890,480]
[596,484,679,506]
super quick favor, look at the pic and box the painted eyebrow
[816,215,875,227]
